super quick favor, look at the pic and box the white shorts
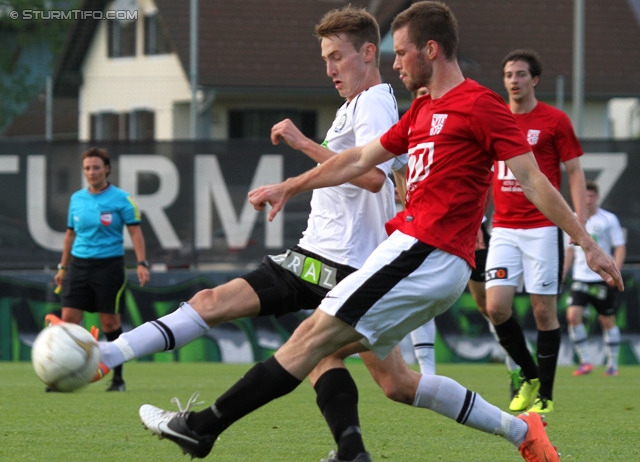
[485,226,562,295]
[319,230,470,359]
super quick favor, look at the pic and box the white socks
[568,323,591,364]
[412,373,527,447]
[410,319,436,374]
[98,302,210,368]
[604,326,621,369]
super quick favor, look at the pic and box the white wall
[608,98,640,139]
[540,99,611,139]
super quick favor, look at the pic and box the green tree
[0,0,82,132]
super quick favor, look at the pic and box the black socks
[494,315,538,380]
[105,328,123,379]
[315,368,366,460]
[536,328,561,400]
[188,356,302,436]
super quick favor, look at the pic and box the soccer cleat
[517,412,559,462]
[44,313,63,326]
[509,368,523,399]
[509,378,540,412]
[527,396,554,414]
[92,362,111,382]
[320,450,372,462]
[572,363,594,376]
[106,376,126,392]
[90,325,100,341]
[603,366,618,376]
[87,326,111,383]
[140,393,215,459]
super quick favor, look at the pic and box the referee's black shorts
[61,256,126,314]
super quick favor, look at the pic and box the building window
[228,109,316,139]
[129,110,155,140]
[90,110,154,140]
[144,13,171,55]
[90,112,120,141]
[108,19,136,57]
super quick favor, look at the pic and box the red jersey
[492,101,583,229]
[380,79,530,267]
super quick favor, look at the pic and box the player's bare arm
[506,152,624,290]
[564,156,587,226]
[249,138,393,221]
[271,118,387,192]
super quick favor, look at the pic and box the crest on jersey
[430,114,448,135]
[527,129,540,145]
[333,112,347,132]
[100,212,113,226]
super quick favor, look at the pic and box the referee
[51,147,150,392]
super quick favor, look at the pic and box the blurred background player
[564,180,626,377]
[49,147,150,392]
[485,49,587,414]
[472,208,524,398]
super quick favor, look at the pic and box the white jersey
[298,83,399,268]
[571,208,625,282]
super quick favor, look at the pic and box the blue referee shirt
[67,184,141,259]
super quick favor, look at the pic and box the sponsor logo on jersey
[486,267,508,281]
[430,114,447,135]
[526,129,540,145]
[100,212,113,226]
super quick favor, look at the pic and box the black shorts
[567,280,619,316]
[470,222,491,282]
[241,245,357,317]
[61,256,126,314]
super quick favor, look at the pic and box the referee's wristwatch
[57,263,67,271]
[137,260,150,269]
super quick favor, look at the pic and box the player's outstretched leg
[93,302,210,383]
[412,374,558,461]
[140,356,302,458]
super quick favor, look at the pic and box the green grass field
[1,361,638,461]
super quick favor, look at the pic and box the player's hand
[271,119,307,150]
[54,270,64,287]
[249,182,288,222]
[584,243,624,290]
[137,266,150,287]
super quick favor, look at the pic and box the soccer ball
[31,322,100,392]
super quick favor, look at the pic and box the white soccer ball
[31,322,100,392]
